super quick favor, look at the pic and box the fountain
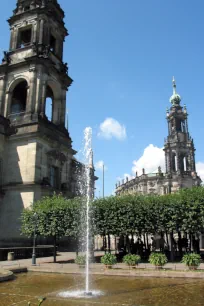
[84,126,92,296]
[58,127,102,299]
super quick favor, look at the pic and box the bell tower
[0,0,78,246]
[0,0,72,123]
[164,78,201,191]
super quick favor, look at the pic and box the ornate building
[0,0,96,246]
[115,78,201,196]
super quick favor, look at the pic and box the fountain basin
[1,272,204,305]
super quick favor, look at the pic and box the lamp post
[32,212,37,266]
[103,163,105,198]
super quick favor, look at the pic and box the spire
[172,76,176,95]
[169,76,181,106]
[89,149,94,169]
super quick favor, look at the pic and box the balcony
[8,112,26,123]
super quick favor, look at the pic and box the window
[45,86,54,121]
[50,34,56,54]
[17,27,32,48]
[50,166,59,188]
[24,5,30,11]
[11,80,28,114]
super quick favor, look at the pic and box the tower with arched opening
[164,78,201,193]
[0,0,97,246]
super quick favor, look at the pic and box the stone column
[27,68,36,114]
[60,89,66,126]
[32,22,37,44]
[4,91,12,117]
[9,27,14,51]
[176,151,180,174]
[40,80,47,116]
[0,76,6,115]
[38,19,44,45]
[165,153,168,173]
[52,99,61,124]
[12,27,18,50]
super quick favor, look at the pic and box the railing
[8,111,26,123]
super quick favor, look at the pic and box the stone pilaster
[60,89,66,126]
[0,76,6,115]
[40,80,47,116]
[27,68,36,114]
[53,99,61,124]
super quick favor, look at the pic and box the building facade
[115,78,201,196]
[0,0,96,246]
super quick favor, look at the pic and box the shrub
[123,254,141,266]
[101,253,117,266]
[75,255,86,266]
[149,252,168,267]
[181,253,201,267]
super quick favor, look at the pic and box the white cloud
[132,144,165,176]
[95,160,108,171]
[195,162,204,183]
[116,173,134,184]
[130,144,204,182]
[98,118,127,140]
[124,173,134,181]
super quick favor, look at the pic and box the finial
[172,76,176,95]
[170,76,181,105]
[89,149,94,169]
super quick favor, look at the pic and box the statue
[2,51,11,64]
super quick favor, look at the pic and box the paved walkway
[1,251,204,272]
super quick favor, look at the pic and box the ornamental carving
[46,150,67,165]
[148,181,155,187]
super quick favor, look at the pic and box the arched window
[172,153,176,172]
[45,86,54,121]
[11,80,28,114]
[183,156,187,172]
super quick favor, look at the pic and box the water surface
[0,272,204,305]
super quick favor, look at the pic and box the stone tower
[164,78,201,192]
[0,0,83,246]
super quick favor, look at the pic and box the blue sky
[1,1,204,196]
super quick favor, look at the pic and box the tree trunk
[165,231,169,250]
[170,231,175,262]
[178,231,182,257]
[146,234,149,248]
[53,235,57,263]
[108,234,111,253]
[104,235,107,254]
[143,234,147,251]
[190,234,192,252]
[76,236,79,257]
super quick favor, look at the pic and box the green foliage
[92,187,204,238]
[21,187,204,260]
[181,253,201,267]
[123,254,141,266]
[149,253,168,267]
[101,253,117,266]
[75,255,86,265]
[21,194,85,239]
[27,297,46,306]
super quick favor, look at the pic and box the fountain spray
[83,127,92,296]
